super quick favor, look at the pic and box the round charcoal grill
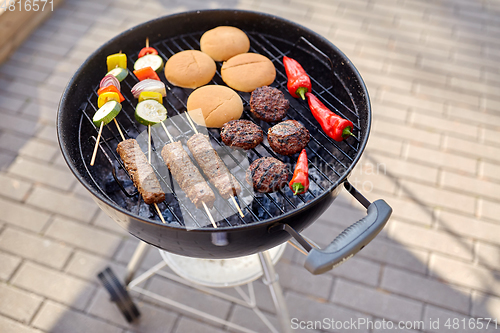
[58,9,392,274]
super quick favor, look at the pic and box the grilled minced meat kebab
[187,133,241,199]
[220,119,263,150]
[161,141,216,209]
[116,139,165,205]
[246,157,290,193]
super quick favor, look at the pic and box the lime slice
[93,100,122,126]
[106,67,128,82]
[134,54,164,72]
[135,99,167,126]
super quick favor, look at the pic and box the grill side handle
[303,182,392,274]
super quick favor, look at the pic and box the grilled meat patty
[220,120,264,150]
[116,139,165,205]
[250,86,289,122]
[161,141,216,209]
[268,120,310,156]
[187,133,241,199]
[246,157,290,193]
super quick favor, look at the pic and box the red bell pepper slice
[138,47,158,58]
[133,66,160,81]
[97,85,125,103]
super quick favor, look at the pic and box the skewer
[154,202,166,224]
[148,125,152,164]
[90,121,104,166]
[145,37,149,48]
[160,121,218,228]
[185,111,245,218]
[114,118,125,141]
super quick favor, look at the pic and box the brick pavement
[0,0,499,332]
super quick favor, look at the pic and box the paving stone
[17,138,59,162]
[423,304,499,333]
[0,131,30,154]
[20,101,60,125]
[475,242,500,270]
[145,275,233,321]
[65,250,127,283]
[372,121,442,147]
[0,151,16,171]
[173,316,227,333]
[442,171,500,202]
[397,180,475,215]
[26,186,98,223]
[436,210,500,246]
[407,143,478,175]
[114,237,163,270]
[227,304,281,333]
[12,262,96,311]
[88,288,178,331]
[331,279,423,323]
[358,237,429,274]
[480,198,500,223]
[35,124,58,144]
[429,254,500,297]
[380,266,470,314]
[286,290,370,333]
[32,300,122,333]
[0,283,43,323]
[0,173,32,201]
[471,291,500,319]
[445,136,500,163]
[8,157,75,191]
[0,196,51,232]
[275,261,334,301]
[0,91,26,113]
[0,227,72,269]
[0,315,45,333]
[0,251,21,281]
[45,217,123,257]
[0,105,41,137]
[389,220,474,261]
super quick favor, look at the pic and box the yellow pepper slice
[138,91,163,104]
[106,53,127,71]
[98,92,121,108]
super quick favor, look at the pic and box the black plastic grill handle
[304,198,392,274]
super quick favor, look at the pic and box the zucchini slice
[93,100,122,126]
[135,99,167,126]
[134,54,164,72]
[106,67,128,82]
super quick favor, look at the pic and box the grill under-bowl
[58,9,371,258]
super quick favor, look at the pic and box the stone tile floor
[0,0,499,332]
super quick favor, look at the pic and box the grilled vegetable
[305,92,355,141]
[138,91,163,104]
[289,149,309,195]
[135,99,167,126]
[138,47,158,58]
[100,74,120,91]
[97,92,121,108]
[131,79,166,98]
[97,85,125,103]
[134,54,164,72]
[133,66,160,81]
[283,56,311,100]
[93,100,122,126]
[106,67,128,82]
[106,53,127,72]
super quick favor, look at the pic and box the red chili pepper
[289,149,309,195]
[138,47,158,58]
[306,92,355,141]
[97,85,125,102]
[133,67,160,81]
[283,56,312,100]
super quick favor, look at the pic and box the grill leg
[258,251,291,333]
[125,241,149,285]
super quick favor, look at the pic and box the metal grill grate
[79,31,361,229]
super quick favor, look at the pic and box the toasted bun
[221,53,276,92]
[187,85,243,128]
[200,26,250,62]
[164,50,216,88]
